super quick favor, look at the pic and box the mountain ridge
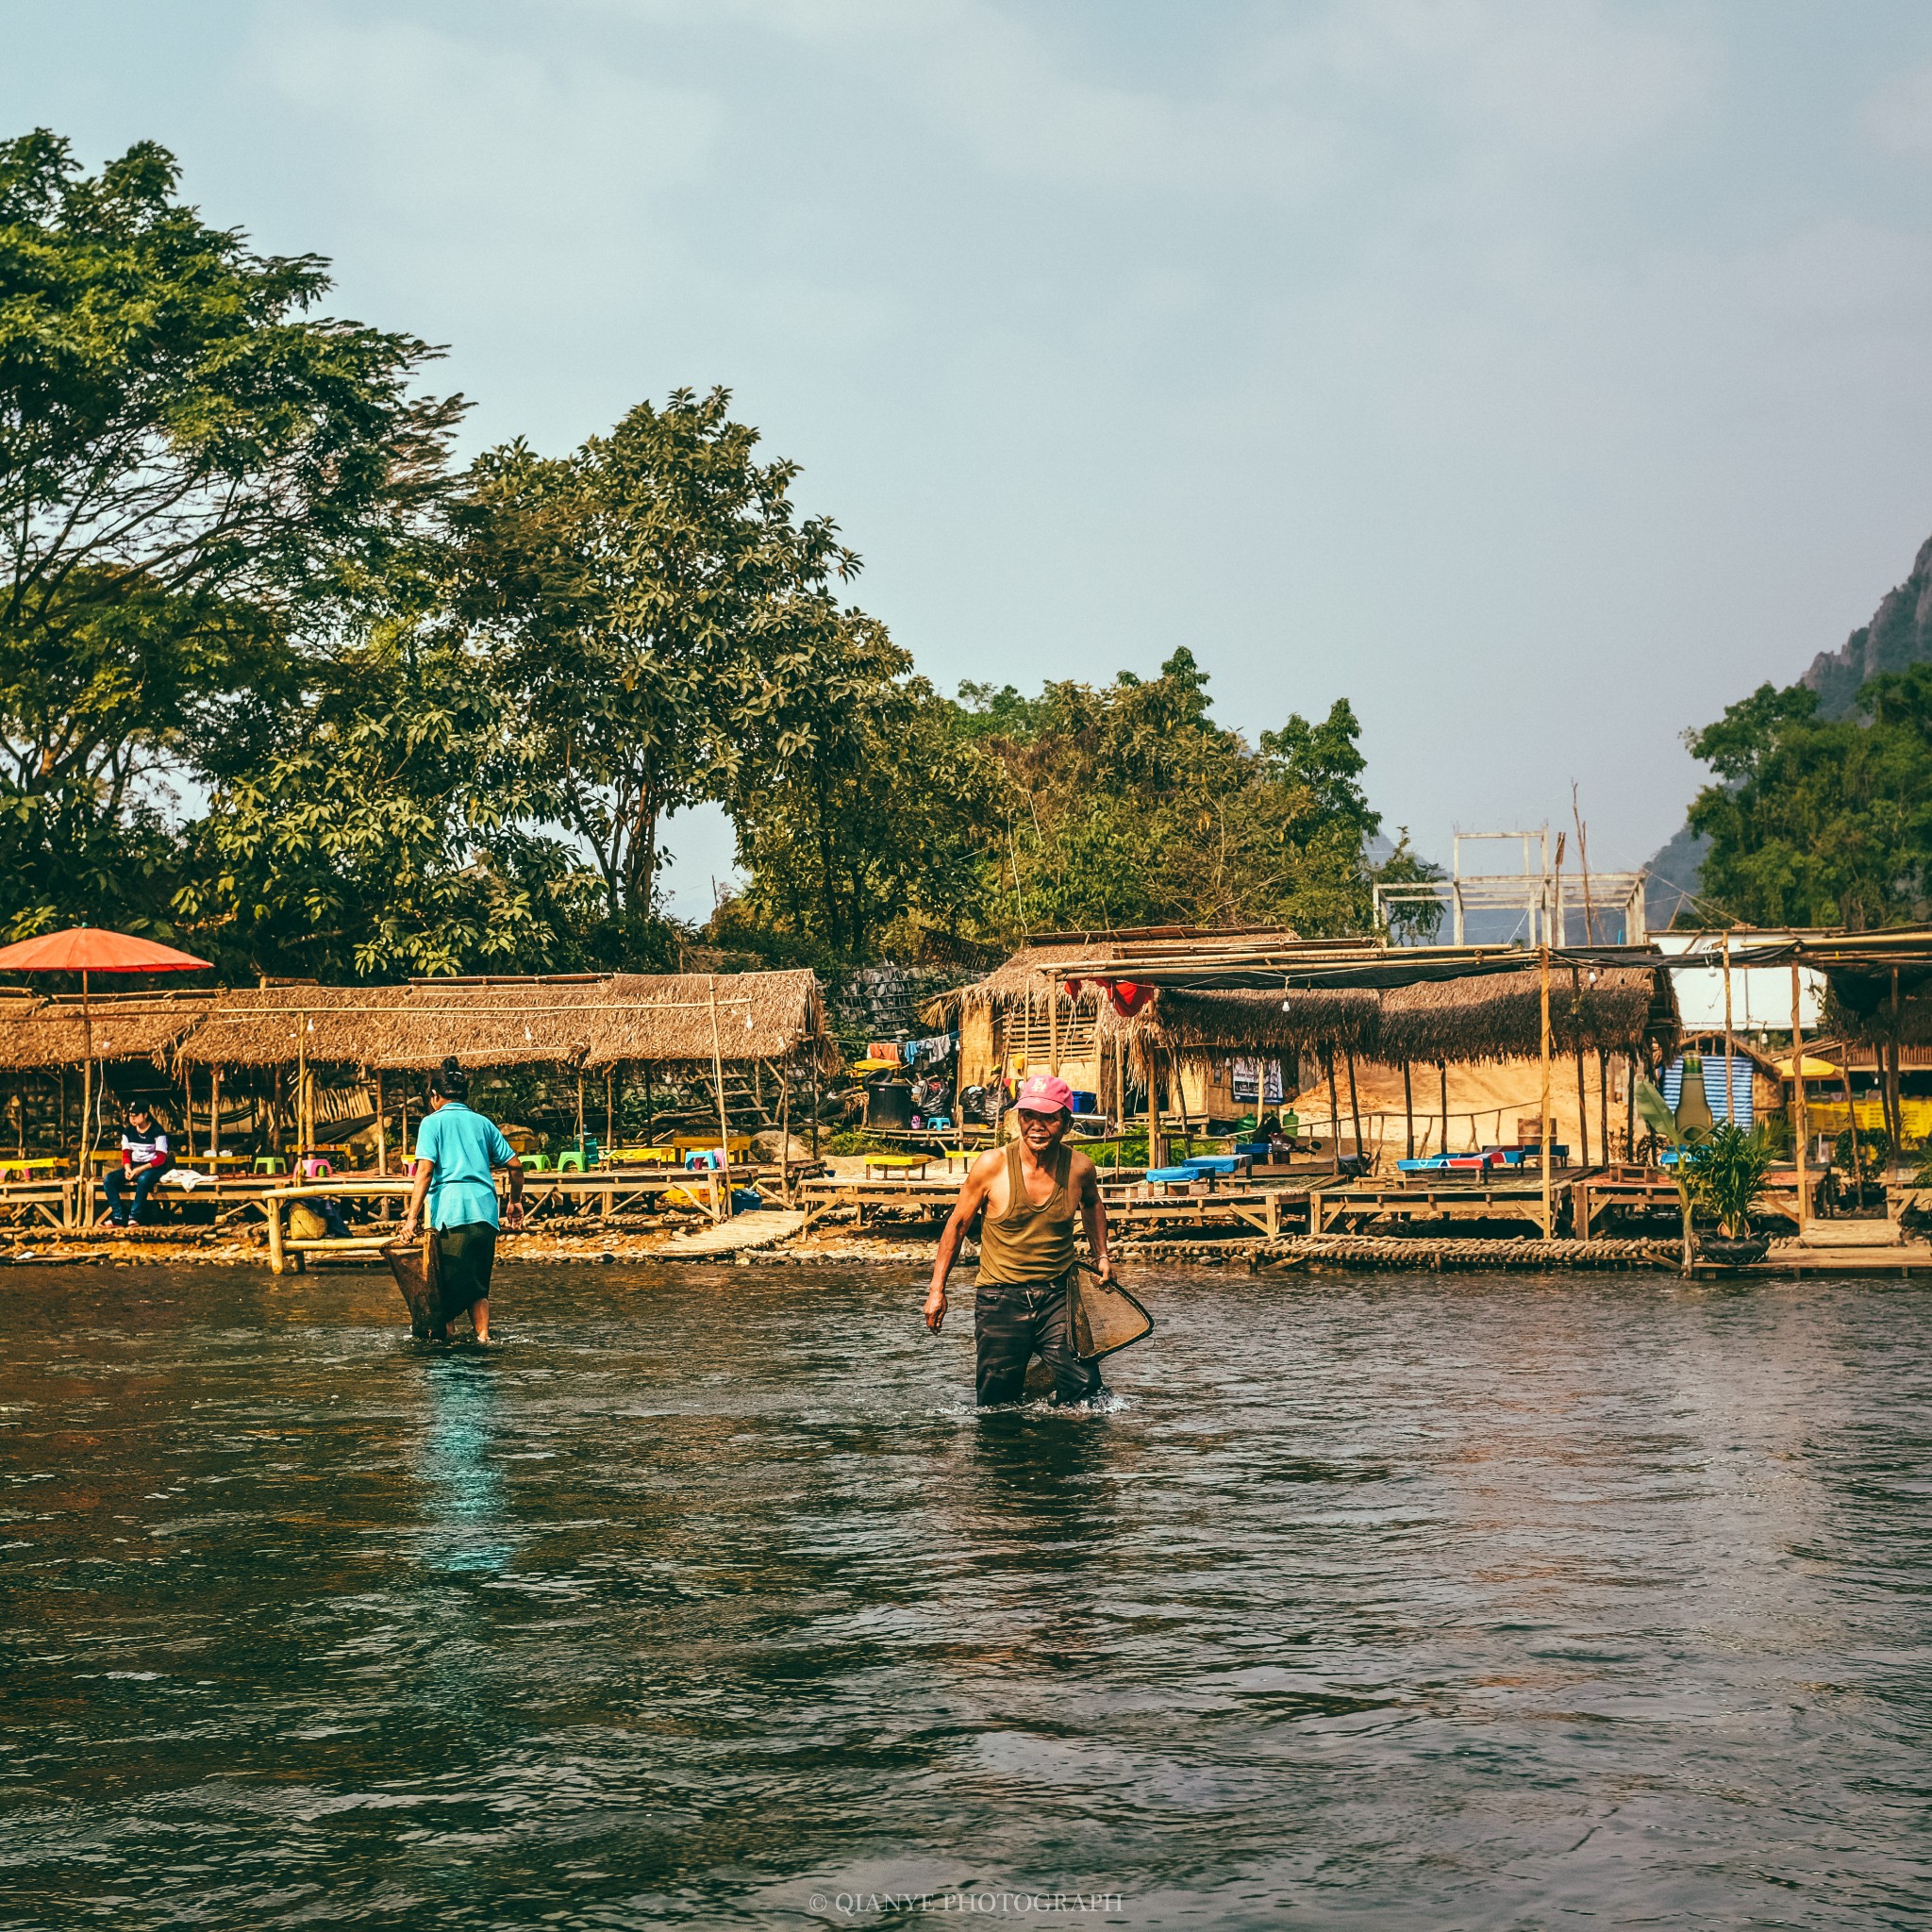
[1643,529,1932,925]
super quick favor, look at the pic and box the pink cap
[1015,1073,1074,1115]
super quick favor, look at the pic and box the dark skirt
[436,1221,497,1313]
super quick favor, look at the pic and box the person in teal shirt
[398,1058,525,1341]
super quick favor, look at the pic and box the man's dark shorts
[974,1274,1103,1407]
[436,1222,496,1317]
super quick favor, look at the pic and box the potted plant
[1688,1123,1774,1266]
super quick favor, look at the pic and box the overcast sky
[10,1,1932,916]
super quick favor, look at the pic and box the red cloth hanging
[1060,976,1152,1016]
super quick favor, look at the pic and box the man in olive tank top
[924,1073,1114,1406]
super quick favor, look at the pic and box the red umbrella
[0,927,212,1165]
[0,927,210,974]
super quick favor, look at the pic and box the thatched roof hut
[1816,952,1932,1050]
[387,980,612,1071]
[1376,963,1674,1065]
[167,971,838,1076]
[931,931,1313,1024]
[174,986,417,1070]
[0,991,215,1070]
[941,942,1675,1079]
[939,941,1126,1019]
[580,971,838,1074]
[1095,986,1378,1075]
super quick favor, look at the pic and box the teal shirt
[414,1102,514,1230]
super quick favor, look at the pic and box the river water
[1,1261,1927,1930]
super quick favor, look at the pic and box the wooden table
[670,1134,754,1160]
[0,1157,63,1182]
[863,1153,932,1180]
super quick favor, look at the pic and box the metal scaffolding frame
[1374,827,1648,947]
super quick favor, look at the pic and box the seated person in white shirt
[105,1102,173,1227]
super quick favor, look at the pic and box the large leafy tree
[0,128,459,939]
[717,607,1000,959]
[1687,666,1932,927]
[457,389,858,930]
[940,652,1435,941]
[176,614,594,980]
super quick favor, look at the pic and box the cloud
[1866,61,1932,155]
[251,16,719,236]
[1286,0,1714,156]
[609,0,1711,197]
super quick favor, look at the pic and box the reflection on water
[1,1263,1929,1929]
[417,1353,512,1574]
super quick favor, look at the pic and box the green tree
[1686,666,1932,927]
[176,617,594,980]
[457,389,858,930]
[718,607,999,959]
[0,130,460,940]
[942,655,1426,941]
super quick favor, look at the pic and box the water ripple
[1,1264,1929,1927]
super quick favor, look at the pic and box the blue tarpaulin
[1662,1054,1754,1128]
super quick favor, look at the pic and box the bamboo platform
[1690,1237,1932,1278]
[798,1170,1317,1237]
[260,1170,758,1273]
[1257,1234,1679,1271]
[1307,1174,1562,1235]
[2,1158,820,1238]
[799,1174,961,1231]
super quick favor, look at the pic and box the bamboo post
[1539,947,1554,1238]
[1343,1048,1363,1165]
[809,1057,819,1158]
[708,976,732,1222]
[1790,960,1808,1232]
[295,1019,309,1159]
[575,1072,586,1158]
[605,1067,614,1152]
[1147,1048,1159,1173]
[374,1070,387,1175]
[1889,967,1904,1167]
[1722,931,1736,1125]
[1624,1051,1637,1158]
[1403,1061,1414,1159]
[779,1063,791,1207]
[1438,1062,1448,1156]
[1570,965,1589,1169]
[1597,1049,1610,1170]
[1840,1054,1857,1198]
[266,1195,286,1275]
[1049,986,1059,1077]
[1325,1051,1341,1176]
[78,967,94,1177]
